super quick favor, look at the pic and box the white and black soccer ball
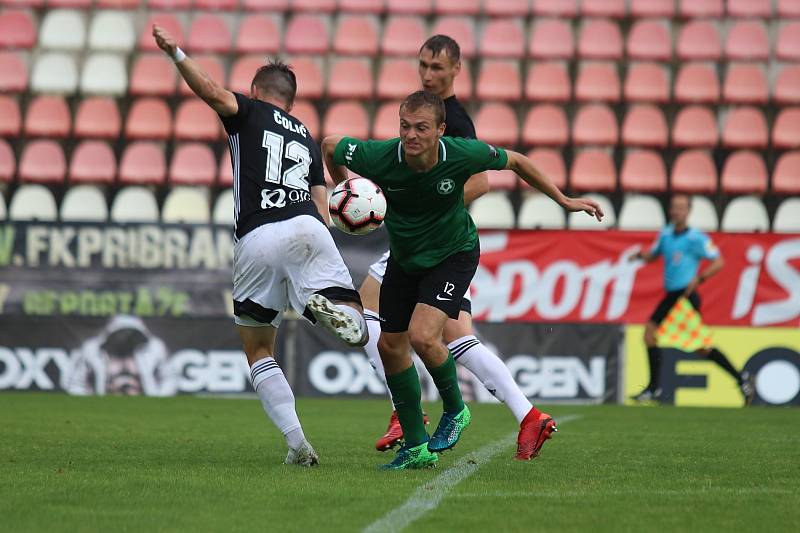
[328,178,387,235]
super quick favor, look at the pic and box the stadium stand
[69,141,116,184]
[74,97,120,139]
[526,62,570,102]
[19,140,66,184]
[627,19,671,61]
[323,101,369,138]
[674,63,720,104]
[631,0,675,17]
[162,187,211,223]
[624,62,669,103]
[0,139,15,183]
[373,101,401,140]
[387,0,432,15]
[60,185,108,221]
[773,199,800,233]
[377,59,418,100]
[39,9,85,50]
[571,149,616,192]
[721,196,770,233]
[187,14,232,54]
[618,194,666,231]
[476,102,519,146]
[687,195,719,232]
[126,98,172,140]
[679,0,723,18]
[31,53,78,93]
[476,60,522,102]
[0,10,37,49]
[772,108,800,149]
[181,55,225,96]
[0,191,5,220]
[622,105,668,148]
[481,18,525,59]
[328,58,374,99]
[721,151,768,194]
[775,66,800,105]
[130,54,176,96]
[0,52,28,93]
[333,15,378,56]
[529,19,573,59]
[469,192,515,229]
[773,152,800,195]
[578,18,623,60]
[522,105,567,146]
[382,16,425,56]
[431,17,476,58]
[24,96,70,138]
[434,0,480,16]
[677,20,721,61]
[236,15,281,54]
[723,64,768,105]
[568,193,615,230]
[174,99,222,141]
[81,53,128,95]
[671,150,718,193]
[531,0,577,18]
[110,186,159,222]
[119,142,166,185]
[517,193,566,230]
[620,150,667,193]
[88,10,135,52]
[0,97,20,137]
[527,148,566,189]
[575,62,620,102]
[776,22,800,61]
[8,184,58,221]
[572,104,618,146]
[170,143,216,186]
[212,189,234,225]
[290,100,319,140]
[672,106,718,147]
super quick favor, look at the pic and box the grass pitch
[1,394,798,532]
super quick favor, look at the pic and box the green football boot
[428,405,471,453]
[380,442,438,470]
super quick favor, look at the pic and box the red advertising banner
[472,231,800,327]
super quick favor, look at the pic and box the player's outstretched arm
[505,150,604,222]
[463,172,489,205]
[152,25,237,117]
[321,135,350,184]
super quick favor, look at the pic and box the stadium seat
[69,140,116,184]
[674,63,719,104]
[527,148,566,189]
[529,19,573,59]
[672,106,718,148]
[60,185,108,221]
[139,14,183,52]
[285,15,329,55]
[0,191,5,219]
[97,0,141,6]
[679,0,723,18]
[517,192,566,229]
[481,18,525,59]
[241,0,289,10]
[373,101,401,140]
[582,0,626,17]
[381,16,425,57]
[130,54,176,96]
[287,57,324,100]
[0,96,20,137]
[726,21,769,61]
[578,19,623,60]
[290,100,319,140]
[110,186,159,222]
[162,187,211,223]
[328,58,374,99]
[570,149,616,191]
[776,22,800,61]
[230,55,267,96]
[627,20,671,61]
[170,144,216,186]
[773,108,800,149]
[195,0,239,8]
[728,0,772,17]
[39,9,85,50]
[469,192,514,229]
[0,10,36,49]
[180,55,225,95]
[213,189,234,225]
[8,184,58,221]
[618,194,665,231]
[339,0,385,13]
[431,17,476,59]
[522,104,567,146]
[723,64,768,105]
[188,15,231,54]
[333,15,378,56]
[525,62,570,102]
[772,152,800,194]
[88,11,135,52]
[773,198,800,233]
[671,150,717,193]
[19,140,65,184]
[568,193,615,229]
[486,170,518,190]
[0,52,28,93]
[218,149,232,187]
[721,151,767,194]
[0,139,15,182]
[778,0,800,17]
[687,195,718,232]
[293,0,336,11]
[620,150,667,192]
[377,59,418,100]
[476,60,521,102]
[147,0,191,8]
[476,103,519,146]
[622,105,668,148]
[572,104,618,146]
[323,101,369,138]
[624,62,669,103]
[387,0,431,14]
[119,142,166,185]
[721,196,769,232]
[630,0,675,17]
[125,98,172,140]
[31,53,77,93]
[74,97,120,139]
[174,99,221,141]
[722,107,768,149]
[81,53,127,95]
[433,0,478,14]
[24,96,70,138]
[235,15,281,54]
[531,0,576,17]
[575,62,620,102]
[677,21,721,61]
[454,61,472,100]
[775,66,800,105]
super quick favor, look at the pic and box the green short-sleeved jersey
[333,136,508,272]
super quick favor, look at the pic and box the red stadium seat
[139,14,183,52]
[475,103,519,146]
[0,139,14,182]
[630,0,674,17]
[622,105,667,148]
[672,106,718,148]
[575,62,620,102]
[773,152,800,194]
[525,62,570,102]
[772,108,800,149]
[727,0,772,17]
[25,96,70,138]
[723,64,768,105]
[486,170,517,190]
[195,0,239,9]
[97,0,142,6]
[476,60,521,102]
[181,55,224,96]
[323,101,369,138]
[19,140,66,184]
[522,104,568,146]
[387,0,431,14]
[47,0,92,6]
[339,0,385,13]
[382,16,426,56]
[130,54,176,96]
[125,98,172,140]
[726,21,769,61]
[0,10,36,49]
[620,150,667,192]
[75,97,120,139]
[430,17,476,59]
[293,0,336,11]
[188,15,231,54]
[581,0,626,17]
[147,0,191,8]
[484,0,529,16]
[527,148,566,189]
[532,0,577,17]
[373,101,401,140]
[290,100,319,140]
[578,19,623,60]
[328,58,374,99]
[290,57,324,100]
[624,62,669,103]
[377,59,419,100]
[671,150,717,194]
[721,151,767,194]
[0,0,43,5]
[674,63,719,104]
[119,142,166,185]
[0,96,21,137]
[242,0,289,10]
[170,143,216,186]
[572,104,618,146]
[333,16,378,56]
[775,66,800,105]
[778,0,800,17]
[777,23,800,61]
[678,0,722,18]
[529,19,573,59]
[454,61,472,100]
[434,0,480,16]
[236,16,281,54]
[174,98,222,141]
[722,107,767,149]
[229,55,265,95]
[627,20,671,61]
[677,21,721,61]
[285,15,330,55]
[218,149,232,187]
[69,140,116,184]
[571,149,616,192]
[0,52,28,93]
[481,19,525,59]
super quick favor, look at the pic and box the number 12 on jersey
[262,131,311,190]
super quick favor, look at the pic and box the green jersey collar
[396,139,448,167]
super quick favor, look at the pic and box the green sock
[427,352,465,415]
[385,365,428,447]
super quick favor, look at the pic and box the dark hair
[672,193,693,207]
[419,34,461,63]
[251,59,297,107]
[400,90,446,126]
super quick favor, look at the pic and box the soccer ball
[328,178,387,235]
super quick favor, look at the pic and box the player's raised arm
[321,135,350,184]
[152,25,237,117]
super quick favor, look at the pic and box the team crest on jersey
[437,178,455,195]
[345,143,357,162]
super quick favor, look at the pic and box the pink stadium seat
[125,98,172,140]
[242,0,289,10]
[726,21,769,61]
[218,149,232,187]
[387,0,431,14]
[291,57,324,100]
[434,0,479,15]
[582,0,626,18]
[578,19,623,60]
[382,17,426,56]
[671,150,717,194]
[431,17,476,59]
[529,20,574,60]
[195,0,239,9]
[475,103,519,146]
[772,108,800,149]
[620,150,667,192]
[236,16,281,54]
[778,0,800,17]
[130,54,176,96]
[19,140,65,184]
[476,60,522,102]
[723,64,768,105]
[572,104,618,146]
[522,105,568,146]
[181,55,224,96]
[0,0,43,6]
[69,141,116,184]
[485,0,529,16]
[293,0,336,11]
[290,100,319,140]
[526,62,570,102]
[575,62,620,102]
[339,0,384,13]
[25,96,71,138]
[323,101,369,138]
[677,21,722,61]
[328,58,374,99]
[721,151,767,194]
[285,15,329,55]
[678,0,723,18]
[481,19,525,58]
[630,0,674,17]
[454,61,472,100]
[728,0,772,17]
[777,23,800,61]
[74,97,120,139]
[377,59,419,100]
[46,0,92,5]
[627,20,671,61]
[373,101,401,140]
[775,66,800,105]
[527,148,566,189]
[773,152,800,194]
[119,142,166,185]
[571,149,616,192]
[170,143,216,186]
[0,52,28,93]
[333,16,378,56]
[0,96,21,137]
[624,62,669,103]
[174,98,221,141]
[0,10,36,49]
[532,0,577,17]
[674,63,719,103]
[486,170,517,190]
[139,14,183,52]
[229,55,265,95]
[0,139,14,182]
[672,106,718,148]
[622,105,668,148]
[147,0,191,8]
[97,0,142,6]
[722,107,768,149]
[188,15,231,54]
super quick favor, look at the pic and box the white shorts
[367,250,472,303]
[233,215,356,327]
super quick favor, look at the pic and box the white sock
[250,357,306,450]
[335,303,368,341]
[363,309,394,405]
[448,335,533,423]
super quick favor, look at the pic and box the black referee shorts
[649,289,702,325]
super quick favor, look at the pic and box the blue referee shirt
[650,225,720,292]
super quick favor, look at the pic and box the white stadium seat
[60,185,108,221]
[721,196,769,232]
[687,195,718,232]
[39,10,86,51]
[162,187,211,223]
[0,190,6,220]
[569,193,615,230]
[773,198,800,233]
[110,186,159,222]
[9,185,58,221]
[516,192,566,229]
[88,11,136,52]
[618,194,665,230]
[31,53,79,94]
[81,54,127,95]
[212,189,234,226]
[469,191,515,229]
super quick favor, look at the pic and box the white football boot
[285,441,320,467]
[307,293,367,346]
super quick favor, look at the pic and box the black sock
[647,346,662,390]
[707,348,742,383]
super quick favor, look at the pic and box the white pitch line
[362,414,583,533]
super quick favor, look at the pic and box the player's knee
[377,335,402,359]
[408,329,439,356]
